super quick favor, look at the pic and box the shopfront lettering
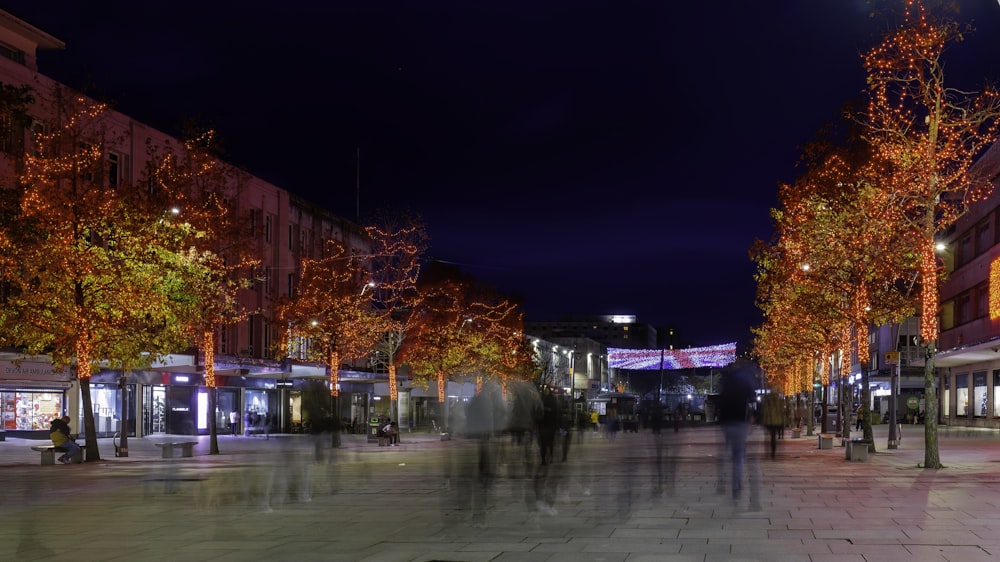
[171,407,190,412]
[1,361,71,381]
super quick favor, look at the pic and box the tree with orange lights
[400,278,474,410]
[858,1,1000,468]
[275,238,386,444]
[0,86,193,460]
[753,124,916,442]
[142,128,259,454]
[400,262,526,431]
[364,210,428,427]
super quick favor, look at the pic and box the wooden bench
[31,444,83,465]
[154,441,197,458]
[817,433,835,450]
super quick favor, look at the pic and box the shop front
[0,358,75,439]
[144,371,280,436]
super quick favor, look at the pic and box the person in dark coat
[536,385,560,465]
[715,364,761,510]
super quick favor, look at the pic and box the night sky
[7,1,1000,349]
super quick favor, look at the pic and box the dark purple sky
[7,1,1000,348]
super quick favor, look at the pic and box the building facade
[0,11,382,438]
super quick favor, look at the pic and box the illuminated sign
[607,342,737,370]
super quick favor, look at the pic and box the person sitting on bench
[382,421,398,445]
[50,415,81,464]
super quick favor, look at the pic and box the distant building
[525,315,657,350]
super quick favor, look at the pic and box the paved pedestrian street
[1,424,999,561]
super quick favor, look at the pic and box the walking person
[230,410,239,436]
[715,364,761,510]
[605,403,619,442]
[537,385,560,464]
[761,390,783,459]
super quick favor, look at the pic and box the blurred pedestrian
[761,391,783,459]
[648,402,663,435]
[230,410,239,436]
[716,364,761,510]
[537,385,560,464]
[606,403,619,442]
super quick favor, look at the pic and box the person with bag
[50,415,81,464]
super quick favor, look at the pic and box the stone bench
[846,439,871,462]
[31,444,83,465]
[817,433,836,450]
[153,441,197,458]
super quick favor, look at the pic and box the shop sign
[906,396,919,410]
[0,360,72,381]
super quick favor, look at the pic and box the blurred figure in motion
[449,381,501,528]
[605,402,619,442]
[761,389,784,459]
[715,363,761,511]
[537,385,560,465]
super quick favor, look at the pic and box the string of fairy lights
[753,0,1000,397]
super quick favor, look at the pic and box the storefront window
[994,371,1000,418]
[941,376,951,418]
[3,390,63,430]
[245,389,269,417]
[974,371,988,417]
[943,376,950,417]
[956,373,969,416]
[81,384,123,437]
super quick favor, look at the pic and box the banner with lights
[607,342,736,370]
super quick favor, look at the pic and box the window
[265,215,271,243]
[956,293,972,325]
[263,319,271,359]
[956,373,968,416]
[940,300,955,331]
[264,266,271,295]
[247,315,256,356]
[0,113,23,154]
[288,273,295,298]
[0,41,26,66]
[993,370,1000,418]
[943,376,950,417]
[27,120,45,156]
[288,225,294,250]
[956,235,973,268]
[107,152,128,188]
[974,371,987,417]
[976,283,989,320]
[977,220,992,255]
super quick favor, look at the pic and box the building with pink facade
[0,10,380,439]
